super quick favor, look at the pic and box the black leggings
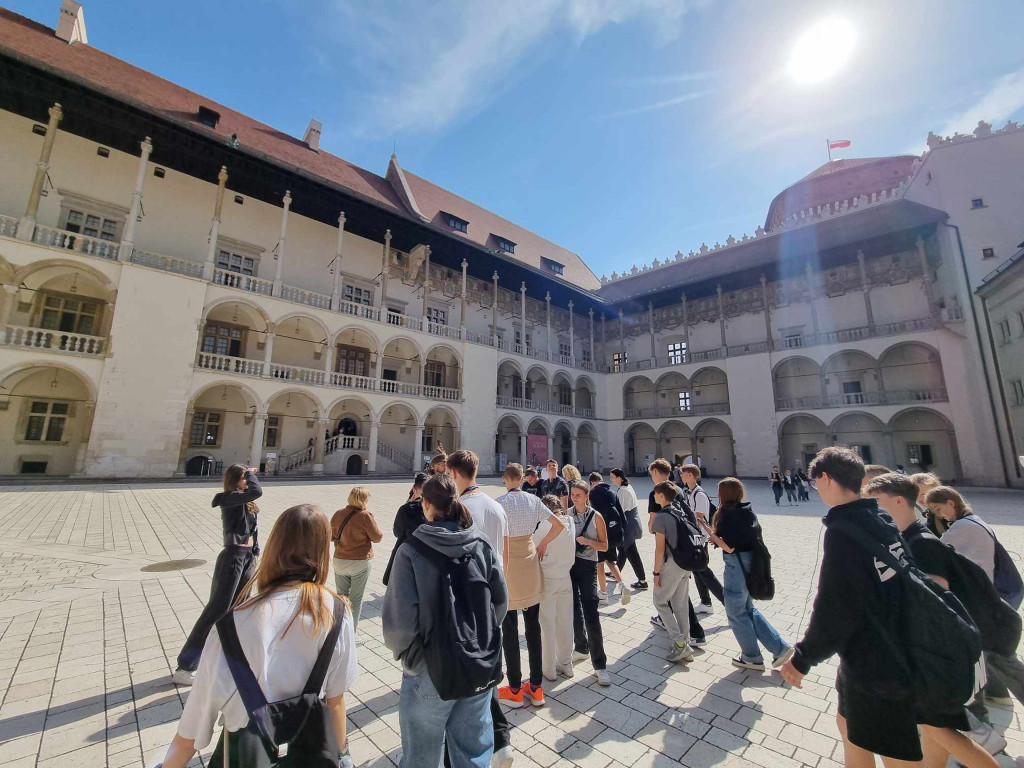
[616,542,647,582]
[502,605,542,689]
[693,568,724,606]
[177,545,255,672]
[570,559,606,670]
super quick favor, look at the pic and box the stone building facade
[0,4,1020,485]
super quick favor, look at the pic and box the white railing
[386,312,422,331]
[213,269,274,295]
[422,384,461,401]
[2,325,106,356]
[623,403,731,419]
[282,445,314,472]
[280,285,332,310]
[269,363,327,385]
[427,322,461,339]
[195,352,265,376]
[32,224,119,260]
[886,388,948,404]
[575,407,595,418]
[329,371,378,391]
[377,441,413,470]
[326,435,370,454]
[774,389,947,411]
[339,301,381,321]
[0,215,18,238]
[132,249,205,278]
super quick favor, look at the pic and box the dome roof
[765,155,917,231]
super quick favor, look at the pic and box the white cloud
[938,68,1024,137]
[596,89,714,120]
[332,0,698,135]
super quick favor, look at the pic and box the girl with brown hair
[158,503,357,768]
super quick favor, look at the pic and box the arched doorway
[184,455,215,477]
[324,396,373,475]
[626,423,657,474]
[346,454,364,475]
[495,414,523,465]
[179,381,261,475]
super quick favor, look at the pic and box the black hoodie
[713,501,758,552]
[210,470,262,549]
[792,498,911,697]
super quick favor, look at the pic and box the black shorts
[836,671,922,761]
[599,545,619,563]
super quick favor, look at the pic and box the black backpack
[208,597,345,768]
[904,525,1022,656]
[737,516,775,601]
[963,516,1024,607]
[407,536,503,701]
[661,505,710,572]
[831,520,982,714]
[595,486,626,547]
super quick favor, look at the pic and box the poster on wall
[526,435,548,467]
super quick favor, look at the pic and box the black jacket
[211,470,262,550]
[792,498,910,697]
[540,476,569,500]
[383,499,426,586]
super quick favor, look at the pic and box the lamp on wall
[221,386,227,401]
[285,394,292,408]
[49,371,59,389]
[69,273,79,294]
[232,305,239,323]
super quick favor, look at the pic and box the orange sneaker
[497,685,525,707]
[524,683,545,706]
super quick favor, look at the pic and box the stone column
[330,212,346,310]
[681,292,690,360]
[272,190,292,297]
[545,292,552,359]
[570,436,578,467]
[421,246,432,320]
[460,259,468,335]
[716,285,727,348]
[491,272,499,341]
[0,284,18,330]
[414,425,425,471]
[249,412,267,468]
[547,433,554,462]
[520,283,527,352]
[618,309,626,367]
[806,264,820,337]
[262,324,276,375]
[588,309,595,368]
[519,432,527,463]
[119,136,153,262]
[917,236,935,314]
[760,275,772,347]
[648,300,656,360]
[368,421,379,473]
[17,102,63,240]
[858,250,874,330]
[203,166,229,281]
[312,418,329,475]
[379,229,392,314]
[601,314,607,367]
[567,301,575,363]
[324,342,335,379]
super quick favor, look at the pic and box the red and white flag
[828,139,851,150]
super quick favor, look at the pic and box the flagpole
[826,138,832,163]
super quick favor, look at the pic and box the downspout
[944,222,1011,486]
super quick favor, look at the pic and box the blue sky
[11,0,1024,279]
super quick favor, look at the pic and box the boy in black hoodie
[780,447,921,767]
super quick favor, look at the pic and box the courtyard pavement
[0,478,1022,768]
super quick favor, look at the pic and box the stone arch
[198,299,272,365]
[496,414,523,465]
[577,421,598,473]
[376,401,420,472]
[694,418,735,477]
[270,314,332,374]
[381,336,424,388]
[829,411,888,467]
[889,407,960,481]
[14,258,117,295]
[778,413,829,470]
[9,260,118,341]
[0,252,16,284]
[690,367,730,410]
[274,311,331,345]
[180,380,265,476]
[528,416,552,435]
[623,375,656,413]
[625,422,658,474]
[878,341,946,395]
[658,420,694,464]
[325,395,376,425]
[423,405,460,457]
[525,365,551,406]
[822,349,879,404]
[772,356,822,407]
[424,343,461,391]
[201,296,272,328]
[497,359,526,400]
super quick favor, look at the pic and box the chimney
[303,119,322,151]
[56,0,87,45]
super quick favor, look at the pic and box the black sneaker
[631,580,649,591]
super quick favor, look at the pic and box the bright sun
[788,18,855,84]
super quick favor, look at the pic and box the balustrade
[775,388,948,411]
[2,325,106,356]
[0,215,18,238]
[131,249,204,277]
[213,269,274,295]
[280,284,332,310]
[269,363,326,385]
[32,224,119,260]
[195,352,265,376]
[326,434,370,454]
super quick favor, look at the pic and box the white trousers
[538,574,573,676]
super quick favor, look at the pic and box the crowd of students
[154,447,1024,768]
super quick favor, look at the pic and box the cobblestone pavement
[0,478,1022,768]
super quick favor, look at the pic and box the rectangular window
[265,415,280,447]
[337,345,368,377]
[426,307,447,326]
[983,248,996,260]
[421,426,434,453]
[558,342,571,359]
[971,198,985,209]
[64,208,120,241]
[24,401,68,442]
[999,318,1012,343]
[783,333,804,349]
[667,341,688,364]
[424,360,446,388]
[189,411,222,447]
[38,294,100,335]
[496,237,516,254]
[541,257,565,275]
[612,351,626,372]
[513,329,532,348]
[445,213,469,233]
[202,323,245,357]
[678,391,691,411]
[216,250,258,276]
[1013,380,1024,406]
[343,284,374,306]
[582,348,591,364]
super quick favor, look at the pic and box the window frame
[189,410,223,448]
[202,321,247,357]
[265,415,281,447]
[35,291,102,335]
[982,247,996,260]
[343,283,375,307]
[678,391,692,411]
[496,237,516,254]
[667,341,688,365]
[424,360,446,388]
[971,198,985,209]
[541,257,565,276]
[612,351,627,372]
[23,400,70,443]
[444,213,469,233]
[57,191,127,242]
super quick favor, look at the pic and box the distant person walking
[610,468,647,590]
[769,466,783,506]
[783,470,798,505]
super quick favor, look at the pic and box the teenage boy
[521,467,543,497]
[651,481,695,664]
[679,464,724,615]
[541,459,570,506]
[866,473,1009,761]
[446,450,513,768]
[587,472,630,606]
[780,447,922,767]
[428,453,448,476]
[647,459,706,646]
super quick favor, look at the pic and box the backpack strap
[579,509,596,539]
[829,519,909,576]
[332,509,359,544]
[302,596,346,696]
[216,611,274,743]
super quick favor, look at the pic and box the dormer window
[198,106,221,129]
[541,257,564,276]
[496,237,516,254]
[444,213,469,233]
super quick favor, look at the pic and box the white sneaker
[543,671,557,682]
[620,588,631,606]
[171,668,195,686]
[650,615,665,630]
[572,650,589,663]
[689,635,707,647]
[556,663,574,678]
[492,745,514,768]
[968,719,1007,756]
[598,593,609,606]
[595,669,612,686]
[771,646,795,670]
[694,603,713,616]
[667,642,694,664]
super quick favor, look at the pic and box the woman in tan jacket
[331,486,383,627]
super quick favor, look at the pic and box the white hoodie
[533,512,575,579]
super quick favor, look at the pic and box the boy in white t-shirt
[535,494,577,680]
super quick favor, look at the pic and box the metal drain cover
[141,559,207,573]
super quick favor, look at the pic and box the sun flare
[788,18,855,84]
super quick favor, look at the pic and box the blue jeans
[723,552,787,664]
[399,672,493,768]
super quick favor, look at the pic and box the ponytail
[422,474,473,529]
[610,468,629,486]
